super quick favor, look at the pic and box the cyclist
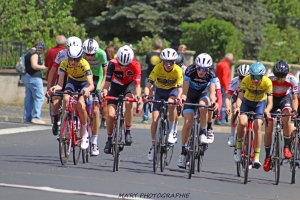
[263,60,298,172]
[47,36,82,136]
[101,45,142,154]
[46,45,94,150]
[82,38,108,156]
[176,53,218,168]
[206,67,222,144]
[233,62,273,169]
[225,64,250,147]
[143,48,183,162]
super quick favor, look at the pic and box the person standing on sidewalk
[215,53,233,125]
[142,39,162,123]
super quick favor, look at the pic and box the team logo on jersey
[294,86,298,91]
[114,71,123,79]
[126,70,134,76]
[73,68,77,74]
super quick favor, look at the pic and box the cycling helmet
[66,36,82,48]
[273,60,289,78]
[160,48,178,60]
[67,46,83,58]
[249,62,266,75]
[237,64,250,76]
[195,53,213,68]
[175,51,185,67]
[82,39,99,54]
[117,45,134,66]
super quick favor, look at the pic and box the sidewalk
[0,104,231,133]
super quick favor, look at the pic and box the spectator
[21,41,47,124]
[215,53,233,125]
[100,44,117,129]
[142,39,162,123]
[45,35,66,90]
[178,44,187,54]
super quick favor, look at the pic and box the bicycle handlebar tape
[105,96,115,100]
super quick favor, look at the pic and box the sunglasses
[250,75,263,80]
[163,60,175,66]
[275,77,286,81]
[85,53,95,57]
[68,57,81,62]
[239,76,245,80]
[196,66,209,72]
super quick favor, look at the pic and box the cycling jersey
[59,58,92,81]
[184,64,217,91]
[106,58,141,86]
[83,48,108,89]
[53,49,68,68]
[267,72,298,97]
[227,76,241,96]
[240,75,272,102]
[148,63,183,89]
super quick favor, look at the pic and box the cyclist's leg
[280,95,293,159]
[228,94,238,146]
[91,76,100,155]
[167,88,179,143]
[264,103,276,172]
[123,82,136,144]
[234,98,249,162]
[198,95,210,144]
[252,100,267,169]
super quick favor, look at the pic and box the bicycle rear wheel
[291,134,298,184]
[59,113,71,165]
[153,118,162,172]
[72,117,81,165]
[197,146,204,173]
[166,144,174,166]
[243,130,252,184]
[236,162,241,177]
[274,132,280,185]
[188,124,196,179]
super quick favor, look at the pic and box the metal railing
[0,40,26,69]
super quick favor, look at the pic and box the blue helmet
[249,62,266,76]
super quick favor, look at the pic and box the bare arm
[292,94,298,111]
[30,54,46,70]
[47,66,56,90]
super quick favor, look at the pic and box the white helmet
[160,48,178,60]
[237,64,250,76]
[66,36,82,48]
[82,39,99,54]
[195,53,213,68]
[117,45,134,66]
[67,46,83,58]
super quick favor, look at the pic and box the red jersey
[267,72,298,97]
[106,58,141,86]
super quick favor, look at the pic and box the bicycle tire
[274,131,280,185]
[236,162,241,177]
[153,118,162,172]
[72,117,81,165]
[113,117,120,172]
[166,145,174,166]
[59,113,71,165]
[197,147,204,173]
[291,134,298,184]
[243,130,252,184]
[188,123,196,179]
[160,119,169,172]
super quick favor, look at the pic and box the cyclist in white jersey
[225,64,250,146]
[46,36,82,135]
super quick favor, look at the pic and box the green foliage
[180,17,244,62]
[259,23,300,64]
[136,35,170,55]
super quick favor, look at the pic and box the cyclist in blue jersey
[82,39,108,156]
[176,53,218,168]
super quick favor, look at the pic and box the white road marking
[0,125,51,135]
[0,183,152,200]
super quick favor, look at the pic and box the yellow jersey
[240,75,273,102]
[59,58,92,82]
[148,63,183,90]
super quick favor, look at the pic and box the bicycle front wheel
[291,134,298,184]
[274,131,281,185]
[243,130,252,184]
[153,118,162,172]
[188,124,196,179]
[72,118,81,165]
[59,113,71,165]
[113,118,121,172]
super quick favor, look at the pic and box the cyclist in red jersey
[101,45,142,154]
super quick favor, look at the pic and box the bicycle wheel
[72,117,81,165]
[274,131,280,185]
[59,113,71,165]
[160,119,169,172]
[188,124,196,179]
[243,130,252,184]
[153,118,162,172]
[197,146,204,173]
[166,144,174,166]
[113,118,120,172]
[236,162,241,177]
[82,116,92,163]
[291,134,298,184]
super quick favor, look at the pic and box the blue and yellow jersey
[59,58,92,82]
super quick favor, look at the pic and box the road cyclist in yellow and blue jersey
[143,48,183,162]
[82,38,108,156]
[233,62,273,169]
[46,45,94,150]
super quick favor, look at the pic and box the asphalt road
[0,121,299,200]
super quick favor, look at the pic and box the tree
[136,35,170,56]
[180,17,244,62]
